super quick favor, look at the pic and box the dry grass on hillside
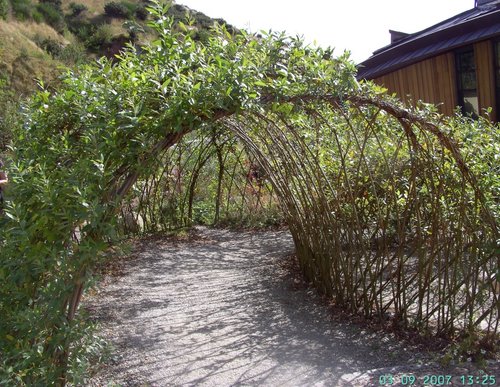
[12,20,69,44]
[0,20,65,93]
[60,0,143,17]
[61,0,105,16]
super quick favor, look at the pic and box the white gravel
[85,227,497,386]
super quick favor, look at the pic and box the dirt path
[86,227,495,386]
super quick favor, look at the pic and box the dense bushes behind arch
[231,95,498,333]
[0,2,498,384]
[117,126,282,233]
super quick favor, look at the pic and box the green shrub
[58,42,87,65]
[170,3,184,16]
[123,20,143,41]
[39,0,61,11]
[120,0,137,15]
[135,5,147,20]
[0,0,9,20]
[68,1,86,16]
[11,0,33,21]
[34,35,64,58]
[193,28,210,43]
[66,16,95,41]
[85,24,113,51]
[31,9,43,22]
[104,1,130,18]
[36,2,65,32]
[0,77,18,151]
[75,24,95,41]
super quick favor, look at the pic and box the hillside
[0,20,66,94]
[0,0,234,149]
[0,0,234,94]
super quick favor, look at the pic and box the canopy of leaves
[0,2,359,382]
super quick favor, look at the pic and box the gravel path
[86,227,497,386]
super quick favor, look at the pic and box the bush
[0,0,9,20]
[31,9,43,22]
[58,42,87,65]
[66,16,95,41]
[36,2,65,32]
[120,0,137,15]
[39,0,61,12]
[11,0,33,21]
[104,1,130,18]
[123,20,143,41]
[0,76,18,151]
[135,5,147,20]
[34,36,64,58]
[85,24,113,51]
[68,2,86,16]
[193,29,210,43]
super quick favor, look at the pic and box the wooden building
[358,0,500,121]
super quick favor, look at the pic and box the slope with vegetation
[0,0,233,86]
[0,0,233,150]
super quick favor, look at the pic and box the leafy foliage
[68,2,87,16]
[34,35,64,57]
[135,4,147,20]
[36,2,64,32]
[83,23,113,50]
[57,42,88,65]
[104,1,131,18]
[39,0,61,12]
[0,0,8,20]
[10,0,32,20]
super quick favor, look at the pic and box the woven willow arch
[103,92,498,337]
[225,94,497,335]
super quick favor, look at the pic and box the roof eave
[357,8,500,80]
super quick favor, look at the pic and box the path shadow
[87,228,415,386]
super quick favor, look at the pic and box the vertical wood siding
[474,40,497,121]
[372,41,497,120]
[374,52,458,116]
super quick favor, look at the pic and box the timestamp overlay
[375,371,497,386]
[340,364,499,386]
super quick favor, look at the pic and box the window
[495,41,500,120]
[456,47,479,117]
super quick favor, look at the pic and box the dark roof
[358,1,500,79]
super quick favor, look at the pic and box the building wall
[372,40,497,121]
[474,40,496,121]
